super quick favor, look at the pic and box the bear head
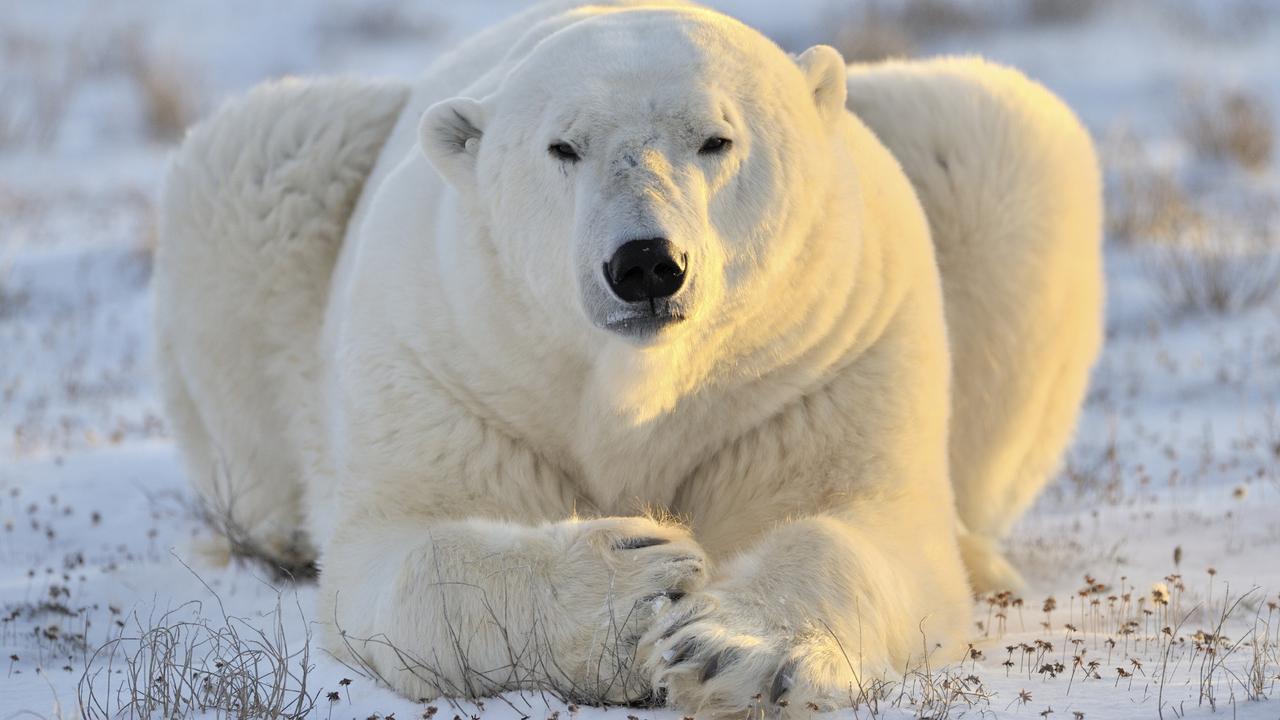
[419,6,849,361]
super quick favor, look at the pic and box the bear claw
[770,658,798,703]
[658,606,707,641]
[700,648,738,682]
[667,636,700,665]
[615,537,670,550]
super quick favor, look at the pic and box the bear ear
[795,45,848,125]
[419,97,486,190]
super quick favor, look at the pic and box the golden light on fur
[152,1,1101,715]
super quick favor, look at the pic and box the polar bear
[153,0,1101,715]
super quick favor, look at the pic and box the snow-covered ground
[2,1,1279,718]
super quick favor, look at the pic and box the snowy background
[2,0,1279,718]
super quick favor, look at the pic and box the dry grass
[973,579,1280,718]
[1024,0,1102,25]
[0,190,21,319]
[829,4,916,63]
[0,26,199,149]
[1105,123,1280,316]
[0,30,83,149]
[1166,0,1277,43]
[826,0,989,62]
[0,274,26,323]
[124,35,198,143]
[318,1,444,42]
[1181,85,1274,173]
[1109,166,1204,247]
[1146,213,1280,316]
[826,0,1105,57]
[898,0,985,37]
[1104,129,1204,246]
[77,558,321,719]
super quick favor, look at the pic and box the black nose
[603,238,688,303]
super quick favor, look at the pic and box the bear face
[419,8,849,354]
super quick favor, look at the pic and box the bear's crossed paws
[547,517,708,703]
[640,591,861,718]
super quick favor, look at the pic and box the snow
[2,1,1279,718]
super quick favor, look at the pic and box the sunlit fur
[153,1,1101,716]
[847,58,1104,592]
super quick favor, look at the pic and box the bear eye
[699,137,732,155]
[548,141,580,162]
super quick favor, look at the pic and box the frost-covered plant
[77,565,320,719]
[1146,218,1280,315]
[1182,85,1274,173]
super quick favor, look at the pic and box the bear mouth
[603,306,686,337]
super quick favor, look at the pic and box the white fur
[153,2,1101,716]
[154,76,408,565]
[846,57,1104,591]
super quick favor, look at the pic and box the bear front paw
[547,517,710,703]
[558,516,709,605]
[640,593,863,718]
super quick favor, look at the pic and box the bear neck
[567,167,884,511]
